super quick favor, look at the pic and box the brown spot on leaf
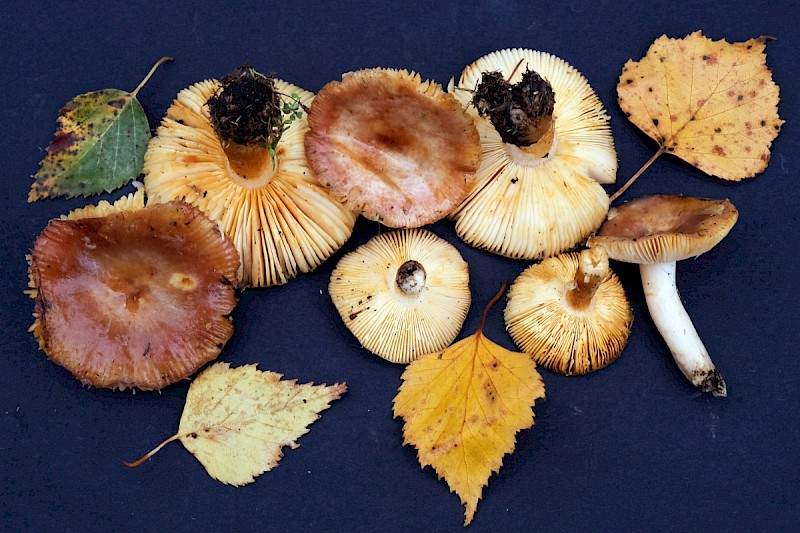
[46,131,82,156]
[108,98,127,109]
[712,145,726,156]
[58,101,78,117]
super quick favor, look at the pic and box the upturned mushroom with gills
[587,195,739,396]
[505,247,633,375]
[144,65,356,288]
[448,48,617,260]
[328,229,471,364]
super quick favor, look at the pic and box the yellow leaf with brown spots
[392,286,545,526]
[126,362,346,485]
[615,31,782,196]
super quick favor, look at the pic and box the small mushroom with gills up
[587,195,739,397]
[328,229,471,364]
[505,247,633,375]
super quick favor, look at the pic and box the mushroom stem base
[640,262,727,397]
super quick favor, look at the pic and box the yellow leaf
[614,31,782,199]
[126,362,346,485]
[393,286,545,526]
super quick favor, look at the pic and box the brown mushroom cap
[304,68,482,228]
[587,195,739,264]
[144,79,356,288]
[28,200,239,390]
[447,48,616,260]
[505,250,633,375]
[328,229,471,363]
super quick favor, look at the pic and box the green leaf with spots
[29,57,172,202]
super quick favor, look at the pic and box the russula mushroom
[304,68,482,228]
[328,229,470,363]
[587,195,739,396]
[505,248,633,375]
[144,66,356,287]
[28,199,239,391]
[447,48,617,259]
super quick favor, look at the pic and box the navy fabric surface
[2,1,798,530]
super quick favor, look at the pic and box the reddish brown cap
[29,200,239,390]
[305,68,482,228]
[588,195,738,264]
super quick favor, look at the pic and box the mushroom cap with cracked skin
[28,199,240,391]
[587,195,739,264]
[328,229,471,364]
[143,78,357,288]
[505,251,633,375]
[447,48,616,260]
[304,68,482,228]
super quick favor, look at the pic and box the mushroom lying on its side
[328,229,470,363]
[588,195,738,396]
[505,248,633,375]
[448,48,617,260]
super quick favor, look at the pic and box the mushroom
[505,248,633,375]
[587,195,739,396]
[144,67,356,288]
[28,199,240,391]
[304,68,482,228]
[328,229,470,363]
[447,48,617,259]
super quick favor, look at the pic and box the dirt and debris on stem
[472,68,555,148]
[207,65,285,148]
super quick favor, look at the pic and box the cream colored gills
[448,48,617,260]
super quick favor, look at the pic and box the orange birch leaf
[614,31,782,199]
[393,285,545,526]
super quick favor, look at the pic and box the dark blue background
[2,1,797,531]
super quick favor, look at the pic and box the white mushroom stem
[640,262,727,397]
